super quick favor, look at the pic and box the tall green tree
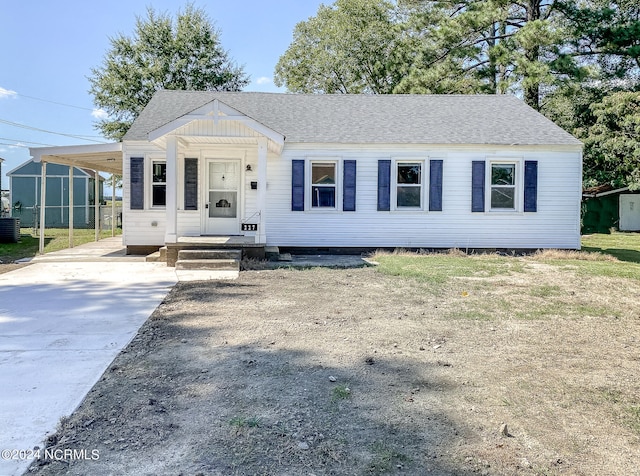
[276,0,584,108]
[89,4,249,140]
[558,0,640,78]
[540,0,640,187]
[396,0,586,109]
[581,91,640,188]
[274,0,411,94]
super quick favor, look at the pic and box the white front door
[204,159,241,235]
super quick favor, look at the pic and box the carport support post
[111,174,116,237]
[69,166,74,248]
[38,161,47,254]
[94,170,100,242]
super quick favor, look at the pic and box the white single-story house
[29,91,583,257]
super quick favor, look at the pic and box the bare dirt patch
[26,264,640,475]
[0,263,30,275]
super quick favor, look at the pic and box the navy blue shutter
[343,160,357,211]
[184,158,198,211]
[291,160,305,211]
[130,157,144,210]
[471,160,485,212]
[524,160,538,212]
[429,159,443,211]
[377,160,391,211]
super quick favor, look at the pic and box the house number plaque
[242,223,258,231]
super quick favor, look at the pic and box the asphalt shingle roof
[124,90,582,146]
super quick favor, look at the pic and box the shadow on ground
[27,273,484,476]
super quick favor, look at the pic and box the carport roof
[29,142,122,175]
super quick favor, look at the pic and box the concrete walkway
[0,237,177,476]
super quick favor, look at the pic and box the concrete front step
[145,246,167,263]
[177,249,241,261]
[175,258,240,271]
[145,251,162,262]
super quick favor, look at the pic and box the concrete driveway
[0,238,177,476]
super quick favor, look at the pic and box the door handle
[205,203,209,209]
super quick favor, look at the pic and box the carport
[29,143,122,253]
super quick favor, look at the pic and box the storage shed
[7,160,104,228]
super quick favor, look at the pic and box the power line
[15,92,95,112]
[0,141,30,148]
[0,137,57,147]
[0,118,107,144]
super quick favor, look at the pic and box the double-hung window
[152,160,167,207]
[396,162,423,209]
[490,163,516,210]
[311,162,337,208]
[293,159,356,212]
[472,159,537,213]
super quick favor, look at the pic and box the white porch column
[165,135,178,243]
[256,138,268,244]
[94,170,100,242]
[68,166,74,248]
[111,174,116,238]
[38,161,47,254]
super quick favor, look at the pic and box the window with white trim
[395,161,423,209]
[310,162,337,208]
[490,162,516,210]
[152,160,167,207]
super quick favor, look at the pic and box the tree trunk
[524,0,541,109]
[488,21,498,94]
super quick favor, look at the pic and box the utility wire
[0,118,107,144]
[0,137,56,147]
[15,92,95,112]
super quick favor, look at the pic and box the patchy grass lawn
[0,227,121,265]
[28,234,640,476]
[582,231,640,263]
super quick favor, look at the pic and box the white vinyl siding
[264,143,582,250]
[122,141,582,250]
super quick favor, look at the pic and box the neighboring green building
[7,160,104,228]
[582,185,640,234]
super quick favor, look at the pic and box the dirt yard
[25,262,640,475]
[0,263,29,275]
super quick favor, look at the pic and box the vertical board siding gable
[429,159,443,211]
[471,160,485,212]
[343,160,357,211]
[291,159,305,211]
[524,160,538,212]
[184,158,198,211]
[377,159,391,211]
[130,157,144,210]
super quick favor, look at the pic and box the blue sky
[0,0,325,190]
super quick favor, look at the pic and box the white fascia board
[585,187,630,198]
[29,142,122,162]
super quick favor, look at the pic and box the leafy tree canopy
[89,4,248,140]
[580,91,640,189]
[274,0,412,94]
[277,0,640,187]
